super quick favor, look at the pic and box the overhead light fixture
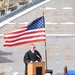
[61,22,75,24]
[62,7,73,9]
[45,7,56,10]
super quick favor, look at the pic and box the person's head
[30,44,36,51]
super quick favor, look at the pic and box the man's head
[30,44,36,51]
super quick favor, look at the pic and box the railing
[0,0,45,22]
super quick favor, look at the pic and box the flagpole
[45,41,47,70]
[42,8,48,70]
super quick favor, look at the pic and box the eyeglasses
[31,47,36,48]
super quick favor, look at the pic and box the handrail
[0,0,45,22]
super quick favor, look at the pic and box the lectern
[28,62,45,75]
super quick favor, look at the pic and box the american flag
[4,16,46,47]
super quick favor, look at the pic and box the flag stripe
[4,39,45,47]
[7,26,27,34]
[5,37,46,44]
[4,38,46,46]
[5,31,45,40]
[4,29,45,38]
[5,32,45,41]
[5,35,45,42]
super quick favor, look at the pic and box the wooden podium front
[28,62,45,75]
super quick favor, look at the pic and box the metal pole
[41,7,47,70]
[45,42,47,70]
[43,10,48,70]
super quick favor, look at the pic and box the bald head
[30,44,36,51]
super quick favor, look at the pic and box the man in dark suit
[23,44,42,75]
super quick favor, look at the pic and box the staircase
[0,0,50,28]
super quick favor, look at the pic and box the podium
[28,62,45,75]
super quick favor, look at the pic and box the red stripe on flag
[4,39,46,47]
[4,30,45,39]
[7,26,27,34]
[5,35,45,42]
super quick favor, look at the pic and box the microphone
[36,53,42,61]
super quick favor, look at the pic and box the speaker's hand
[30,61,33,62]
[35,60,38,62]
